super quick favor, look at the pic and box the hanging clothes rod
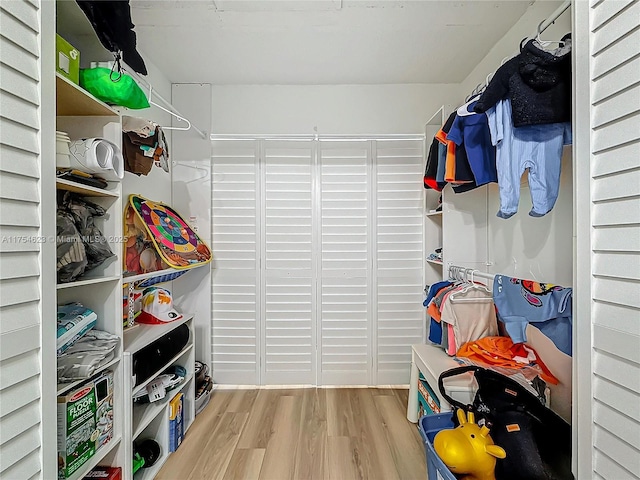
[121,61,207,140]
[533,0,572,39]
[448,264,496,283]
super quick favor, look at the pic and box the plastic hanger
[535,20,565,48]
[449,268,492,301]
[147,86,192,132]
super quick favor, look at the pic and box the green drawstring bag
[79,67,150,109]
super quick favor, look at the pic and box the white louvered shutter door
[375,140,425,385]
[0,1,45,478]
[210,140,260,384]
[575,1,640,478]
[319,141,372,385]
[261,140,316,384]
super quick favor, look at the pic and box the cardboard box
[57,372,114,479]
[56,34,80,84]
[83,466,122,480]
[418,372,442,418]
[169,393,184,453]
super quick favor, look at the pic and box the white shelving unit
[424,106,447,286]
[123,316,196,480]
[55,74,126,477]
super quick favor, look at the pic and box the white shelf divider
[132,344,194,398]
[132,373,194,440]
[124,314,194,354]
[56,178,120,198]
[57,275,121,290]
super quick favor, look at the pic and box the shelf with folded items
[56,178,120,197]
[426,258,444,266]
[56,72,120,117]
[56,356,121,396]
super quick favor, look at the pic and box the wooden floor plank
[222,448,266,480]
[236,389,280,449]
[227,388,260,413]
[258,395,303,480]
[373,395,426,480]
[348,389,401,480]
[293,388,327,480]
[326,437,360,480]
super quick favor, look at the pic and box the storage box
[57,372,114,479]
[56,34,80,84]
[418,372,442,417]
[168,392,184,452]
[83,466,122,480]
[418,413,457,480]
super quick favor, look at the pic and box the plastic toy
[433,409,506,480]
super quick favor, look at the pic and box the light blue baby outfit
[486,99,572,219]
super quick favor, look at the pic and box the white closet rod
[534,0,572,39]
[448,264,496,283]
[121,61,207,140]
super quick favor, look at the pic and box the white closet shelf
[57,275,121,289]
[124,314,194,354]
[426,211,443,217]
[132,373,194,440]
[427,259,443,266]
[122,264,206,285]
[56,73,120,117]
[56,178,120,198]
[57,356,121,396]
[66,435,122,480]
[131,344,194,398]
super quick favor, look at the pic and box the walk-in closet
[0,1,638,479]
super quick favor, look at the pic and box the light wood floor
[156,388,426,480]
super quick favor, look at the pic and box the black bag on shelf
[438,365,573,480]
[132,324,190,386]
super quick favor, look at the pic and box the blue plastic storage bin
[418,413,457,480]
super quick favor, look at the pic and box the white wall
[211,84,460,134]
[170,84,213,372]
[451,0,574,421]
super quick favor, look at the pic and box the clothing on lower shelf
[493,274,573,356]
[57,330,119,382]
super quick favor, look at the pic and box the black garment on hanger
[473,33,571,127]
[76,0,148,75]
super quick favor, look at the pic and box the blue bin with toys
[418,413,457,480]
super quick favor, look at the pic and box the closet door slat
[0,1,43,477]
[211,140,260,384]
[375,140,425,384]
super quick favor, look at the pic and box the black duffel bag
[133,324,190,386]
[438,365,573,480]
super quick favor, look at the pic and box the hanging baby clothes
[436,112,475,185]
[424,281,452,344]
[473,34,572,126]
[122,116,170,176]
[446,101,498,187]
[487,98,571,218]
[440,286,499,355]
[493,275,573,356]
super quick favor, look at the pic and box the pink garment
[447,323,457,355]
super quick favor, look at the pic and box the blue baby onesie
[493,275,573,356]
[487,99,571,219]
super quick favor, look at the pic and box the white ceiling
[68,0,536,85]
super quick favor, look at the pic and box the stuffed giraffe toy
[433,408,506,480]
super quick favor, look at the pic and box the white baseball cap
[138,287,183,324]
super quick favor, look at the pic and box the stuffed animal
[434,409,506,480]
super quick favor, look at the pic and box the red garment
[456,336,558,385]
